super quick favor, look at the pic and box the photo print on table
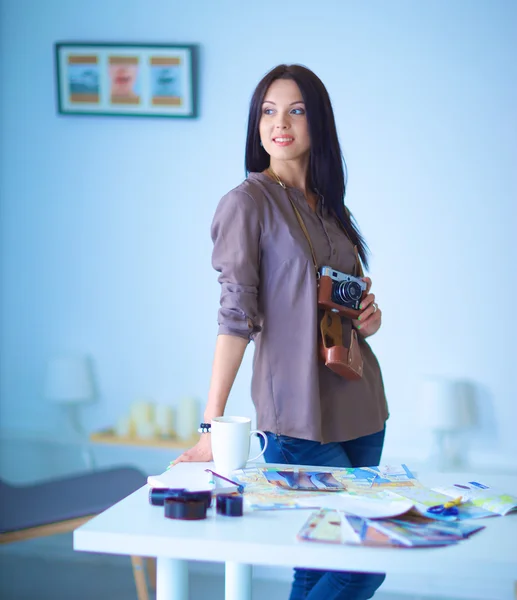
[264,470,347,492]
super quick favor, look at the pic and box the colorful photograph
[150,57,182,106]
[109,56,140,105]
[67,55,100,104]
[55,43,198,118]
[264,470,347,492]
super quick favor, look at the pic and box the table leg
[130,556,149,600]
[225,562,252,600]
[156,557,188,600]
[146,557,157,591]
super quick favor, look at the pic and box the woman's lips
[273,137,294,147]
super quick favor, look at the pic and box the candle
[175,396,200,440]
[114,414,134,438]
[130,400,154,428]
[155,404,175,438]
[136,420,157,439]
[130,400,157,439]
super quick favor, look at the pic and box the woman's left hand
[352,277,382,338]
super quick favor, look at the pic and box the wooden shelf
[89,429,198,449]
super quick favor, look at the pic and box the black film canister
[183,490,212,510]
[164,496,207,520]
[216,493,243,517]
[216,494,227,514]
[149,488,186,506]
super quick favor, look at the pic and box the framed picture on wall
[54,42,198,118]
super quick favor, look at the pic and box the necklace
[266,168,319,274]
[267,166,321,214]
[266,166,357,256]
[266,166,287,189]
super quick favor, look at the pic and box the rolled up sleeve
[211,190,262,341]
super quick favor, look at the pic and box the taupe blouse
[211,172,389,443]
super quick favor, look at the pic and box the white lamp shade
[419,377,476,431]
[45,356,94,403]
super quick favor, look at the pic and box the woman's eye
[262,107,305,116]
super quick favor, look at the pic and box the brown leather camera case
[317,275,365,320]
[319,310,363,380]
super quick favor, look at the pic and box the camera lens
[334,281,362,305]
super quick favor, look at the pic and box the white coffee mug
[211,416,268,475]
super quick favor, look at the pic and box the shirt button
[332,249,337,255]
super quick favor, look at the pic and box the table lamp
[45,355,96,468]
[419,376,477,470]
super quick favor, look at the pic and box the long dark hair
[245,64,369,269]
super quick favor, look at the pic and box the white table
[74,466,517,600]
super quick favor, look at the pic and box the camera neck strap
[267,167,319,274]
[266,167,363,278]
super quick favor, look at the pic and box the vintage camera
[318,266,367,318]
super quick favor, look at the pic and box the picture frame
[54,42,198,118]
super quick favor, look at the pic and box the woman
[174,64,389,600]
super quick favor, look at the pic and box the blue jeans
[261,427,387,600]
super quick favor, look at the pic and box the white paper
[295,493,414,519]
[147,461,214,490]
[147,462,240,494]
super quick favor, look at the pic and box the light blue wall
[1,0,516,467]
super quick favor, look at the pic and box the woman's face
[109,65,137,95]
[259,78,310,163]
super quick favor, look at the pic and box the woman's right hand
[170,434,213,467]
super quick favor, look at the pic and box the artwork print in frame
[55,42,198,118]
